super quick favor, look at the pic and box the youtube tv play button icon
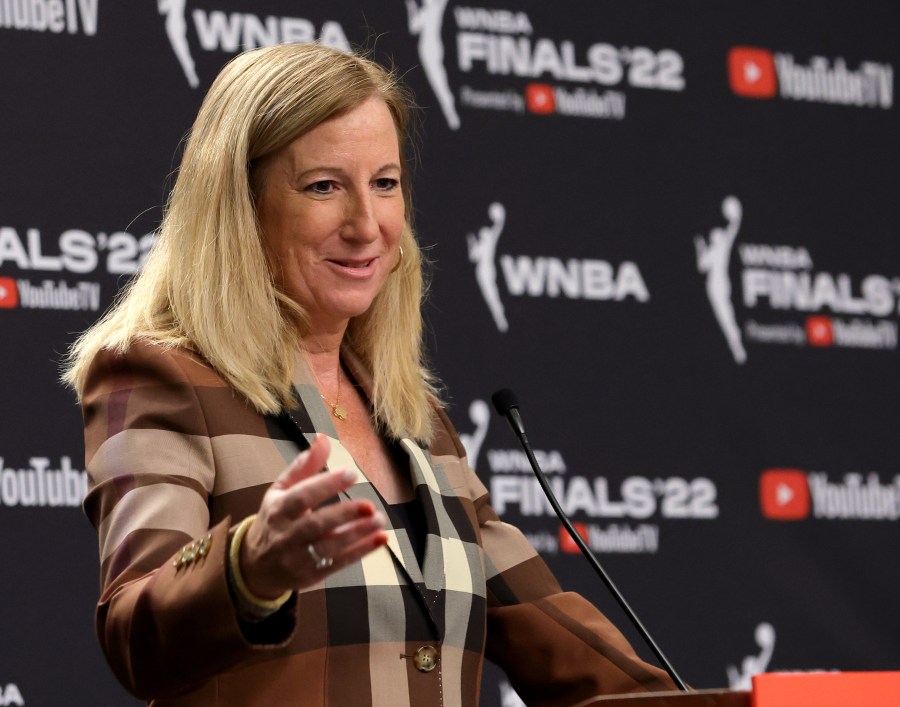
[728,46,777,99]
[759,469,810,520]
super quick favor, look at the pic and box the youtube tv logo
[806,316,834,347]
[526,83,556,114]
[0,277,18,308]
[559,522,588,553]
[759,469,810,520]
[728,47,777,99]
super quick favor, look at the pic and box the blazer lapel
[283,351,427,587]
[279,349,480,638]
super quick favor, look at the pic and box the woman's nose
[341,193,380,242]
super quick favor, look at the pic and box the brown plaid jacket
[81,339,674,706]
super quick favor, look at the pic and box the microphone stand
[491,389,689,692]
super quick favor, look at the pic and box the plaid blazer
[82,339,674,706]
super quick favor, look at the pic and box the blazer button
[414,646,438,673]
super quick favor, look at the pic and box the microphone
[490,388,689,692]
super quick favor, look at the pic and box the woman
[64,43,675,706]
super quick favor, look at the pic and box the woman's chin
[306,299,380,330]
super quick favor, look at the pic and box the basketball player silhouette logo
[159,0,199,88]
[696,196,747,364]
[406,0,461,129]
[468,202,509,332]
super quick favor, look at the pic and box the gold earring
[391,246,404,274]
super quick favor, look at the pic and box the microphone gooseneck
[490,388,689,692]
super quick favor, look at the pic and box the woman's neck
[303,324,346,394]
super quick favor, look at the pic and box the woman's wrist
[227,514,293,621]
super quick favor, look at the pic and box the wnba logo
[695,196,746,364]
[467,202,650,332]
[406,0,460,129]
[158,1,350,88]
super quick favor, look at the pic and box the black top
[390,498,427,568]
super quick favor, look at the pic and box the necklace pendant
[331,403,348,421]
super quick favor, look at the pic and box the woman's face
[256,96,405,336]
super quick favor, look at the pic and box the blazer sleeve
[431,406,676,705]
[81,340,295,700]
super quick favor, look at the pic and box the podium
[751,671,900,706]
[584,689,749,706]
[580,671,900,706]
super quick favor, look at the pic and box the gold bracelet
[229,514,292,612]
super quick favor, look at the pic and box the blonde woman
[65,44,674,706]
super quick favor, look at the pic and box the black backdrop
[1,2,898,705]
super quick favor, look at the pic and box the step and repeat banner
[1,2,898,705]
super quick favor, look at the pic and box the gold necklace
[307,338,348,421]
[322,368,348,421]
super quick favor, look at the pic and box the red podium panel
[579,672,900,706]
[752,671,900,707]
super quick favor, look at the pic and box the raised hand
[238,435,388,599]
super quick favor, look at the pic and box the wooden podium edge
[577,688,751,706]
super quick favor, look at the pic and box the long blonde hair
[63,43,438,442]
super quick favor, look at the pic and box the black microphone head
[491,388,519,416]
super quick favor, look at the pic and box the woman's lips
[326,257,378,277]
[331,258,374,268]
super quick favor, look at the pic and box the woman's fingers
[271,434,332,491]
[295,496,377,537]
[239,435,390,596]
[266,434,360,520]
[308,508,388,561]
[307,522,390,579]
[273,466,358,520]
[319,529,390,574]
[241,501,388,597]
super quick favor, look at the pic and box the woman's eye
[373,178,399,191]
[306,180,334,194]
